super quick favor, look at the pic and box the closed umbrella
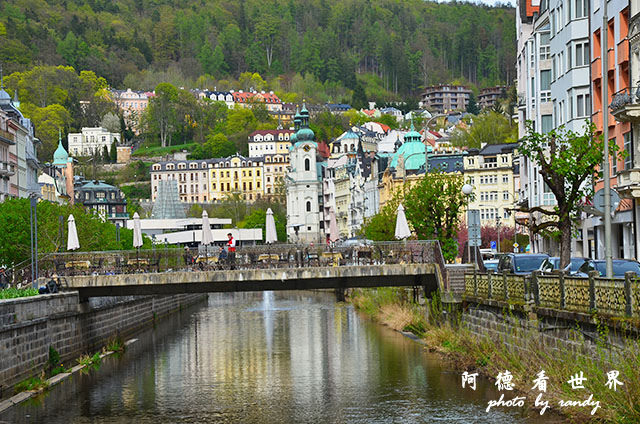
[265,208,278,244]
[67,214,80,251]
[132,212,143,248]
[394,204,411,240]
[201,210,213,246]
[133,212,143,267]
[202,210,213,263]
[329,207,339,243]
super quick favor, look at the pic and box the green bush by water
[0,287,38,299]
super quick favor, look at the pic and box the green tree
[146,83,179,147]
[449,111,517,149]
[225,107,256,135]
[239,208,286,242]
[189,133,236,159]
[466,92,480,114]
[20,103,72,161]
[363,188,403,241]
[519,122,623,269]
[110,140,118,163]
[403,171,466,262]
[351,83,367,110]
[0,199,150,268]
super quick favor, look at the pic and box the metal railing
[465,270,639,319]
[609,86,639,111]
[33,240,447,280]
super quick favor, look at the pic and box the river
[0,292,554,423]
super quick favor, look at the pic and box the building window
[541,115,553,134]
[576,93,590,118]
[540,70,551,102]
[502,175,509,183]
[624,132,632,170]
[575,0,587,19]
[304,158,310,171]
[539,31,550,60]
[574,41,589,67]
[306,201,311,212]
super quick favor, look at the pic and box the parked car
[497,253,550,275]
[337,237,373,248]
[538,257,586,273]
[574,259,640,278]
[483,259,499,272]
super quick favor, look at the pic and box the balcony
[608,48,615,72]
[591,57,601,80]
[0,161,16,176]
[618,38,629,66]
[0,129,15,145]
[616,168,640,199]
[609,86,640,123]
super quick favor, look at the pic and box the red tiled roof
[372,122,390,132]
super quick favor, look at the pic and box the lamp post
[496,216,501,253]
[462,184,474,263]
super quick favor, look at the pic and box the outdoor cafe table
[195,255,219,264]
[321,251,342,266]
[65,260,91,269]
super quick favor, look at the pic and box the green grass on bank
[132,143,198,158]
[0,287,39,300]
[349,288,640,423]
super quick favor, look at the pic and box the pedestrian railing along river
[465,271,640,319]
[37,240,447,281]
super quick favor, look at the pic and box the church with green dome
[286,103,326,243]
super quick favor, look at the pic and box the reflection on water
[1,292,551,423]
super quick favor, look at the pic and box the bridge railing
[464,270,640,319]
[35,240,446,278]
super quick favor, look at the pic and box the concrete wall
[0,292,205,396]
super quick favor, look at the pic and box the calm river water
[1,292,555,423]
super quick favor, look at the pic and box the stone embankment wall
[460,299,638,358]
[0,292,206,396]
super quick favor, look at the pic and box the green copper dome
[296,127,315,142]
[403,120,422,143]
[390,141,425,171]
[53,139,69,166]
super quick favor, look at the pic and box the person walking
[226,233,236,268]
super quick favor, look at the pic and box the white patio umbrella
[265,208,278,244]
[394,204,411,240]
[132,212,143,268]
[201,210,214,246]
[201,210,214,263]
[67,214,80,251]
[329,207,339,243]
[132,212,143,248]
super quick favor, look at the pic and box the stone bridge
[35,241,448,301]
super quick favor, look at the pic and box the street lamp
[462,184,474,264]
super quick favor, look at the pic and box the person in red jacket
[226,233,236,268]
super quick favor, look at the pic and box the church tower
[286,104,324,243]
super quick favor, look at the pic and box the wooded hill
[0,0,515,99]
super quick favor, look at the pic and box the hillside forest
[0,0,515,100]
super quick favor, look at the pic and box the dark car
[575,259,640,278]
[497,253,550,275]
[539,257,586,273]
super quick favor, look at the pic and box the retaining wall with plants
[0,292,206,397]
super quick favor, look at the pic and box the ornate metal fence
[465,270,640,319]
[34,240,446,279]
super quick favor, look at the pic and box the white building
[0,86,40,201]
[68,127,120,157]
[286,106,325,243]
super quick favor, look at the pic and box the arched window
[304,158,310,171]
[306,201,311,212]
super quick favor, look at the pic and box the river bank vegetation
[349,288,640,422]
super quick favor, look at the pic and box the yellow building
[208,154,265,202]
[463,143,519,227]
